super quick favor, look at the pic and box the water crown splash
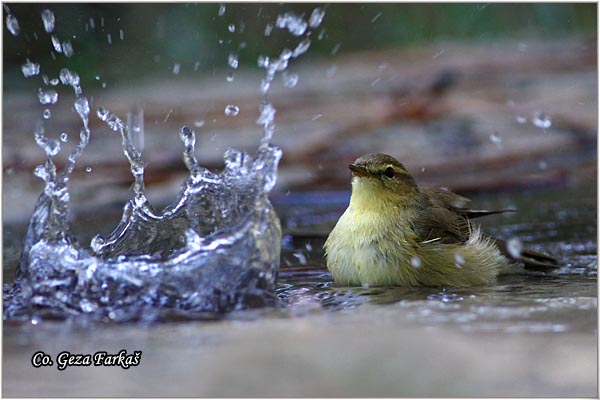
[4,7,325,322]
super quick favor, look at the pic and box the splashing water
[6,13,20,36]
[532,111,552,129]
[38,88,59,105]
[22,59,40,78]
[4,7,324,323]
[276,12,308,36]
[225,104,240,116]
[228,52,239,69]
[41,9,55,33]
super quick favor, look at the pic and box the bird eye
[384,166,395,178]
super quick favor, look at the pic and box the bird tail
[490,236,560,271]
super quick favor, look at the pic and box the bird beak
[348,164,370,177]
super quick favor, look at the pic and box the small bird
[324,153,557,287]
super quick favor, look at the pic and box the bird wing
[415,188,559,270]
[411,188,472,244]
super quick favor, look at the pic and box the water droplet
[228,24,235,33]
[371,12,382,23]
[257,55,270,68]
[59,68,81,95]
[194,61,200,72]
[318,29,326,41]
[119,29,124,40]
[43,109,52,119]
[172,63,181,75]
[264,23,273,36]
[218,4,226,16]
[62,40,73,57]
[454,252,465,268]
[489,131,502,145]
[506,238,523,258]
[276,12,308,36]
[85,166,92,173]
[74,96,90,119]
[532,112,551,129]
[224,105,239,116]
[41,9,55,33]
[292,38,311,58]
[34,165,48,181]
[194,120,205,128]
[6,14,20,36]
[538,160,548,170]
[311,114,322,121]
[60,132,68,142]
[308,7,325,28]
[226,72,234,82]
[179,126,195,147]
[51,35,62,53]
[257,102,276,127]
[282,71,298,88]
[228,52,239,69]
[515,115,527,124]
[432,49,446,59]
[410,255,422,269]
[21,59,40,78]
[38,88,58,105]
[50,78,59,86]
[331,43,341,55]
[107,33,112,45]
[45,139,61,157]
[89,17,95,30]
[260,79,270,94]
[163,108,173,123]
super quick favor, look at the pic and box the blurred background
[2,3,597,398]
[4,3,596,90]
[3,3,597,224]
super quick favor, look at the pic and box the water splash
[51,35,62,53]
[21,59,40,78]
[308,8,325,28]
[532,111,552,129]
[506,238,523,258]
[4,6,324,322]
[6,13,20,36]
[276,12,308,36]
[225,104,240,116]
[228,52,239,69]
[41,9,55,33]
[489,131,502,146]
[38,88,59,105]
[62,40,74,57]
[282,72,299,88]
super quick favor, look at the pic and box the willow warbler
[324,153,557,287]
